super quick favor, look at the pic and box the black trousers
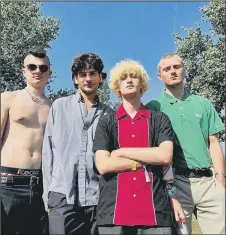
[98,225,174,235]
[1,183,48,234]
[48,191,98,235]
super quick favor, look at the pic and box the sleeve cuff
[42,195,48,209]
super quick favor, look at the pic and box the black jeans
[98,226,174,235]
[48,191,98,235]
[1,180,48,234]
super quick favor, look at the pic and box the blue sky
[41,1,209,104]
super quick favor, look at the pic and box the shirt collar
[116,103,151,120]
[163,90,191,104]
[77,91,99,106]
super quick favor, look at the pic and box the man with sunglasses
[42,53,108,234]
[1,48,51,234]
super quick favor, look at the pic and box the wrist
[136,161,143,169]
[132,160,137,171]
[215,172,225,178]
[167,185,177,197]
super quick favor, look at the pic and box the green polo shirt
[146,91,224,169]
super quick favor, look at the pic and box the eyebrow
[79,70,98,73]
[162,64,182,69]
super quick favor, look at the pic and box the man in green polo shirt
[146,53,225,235]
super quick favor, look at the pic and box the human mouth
[34,76,42,79]
[171,76,178,80]
[85,83,93,88]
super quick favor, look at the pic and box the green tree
[97,80,111,104]
[110,100,121,111]
[174,1,225,140]
[48,80,111,104]
[1,2,60,92]
[48,89,75,102]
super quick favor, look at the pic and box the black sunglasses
[26,64,49,73]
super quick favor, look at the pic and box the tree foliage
[48,89,75,102]
[49,80,111,105]
[97,80,111,105]
[174,1,225,139]
[1,2,111,106]
[1,2,60,92]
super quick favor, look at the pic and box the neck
[122,95,141,118]
[165,83,185,99]
[25,84,45,97]
[79,89,97,105]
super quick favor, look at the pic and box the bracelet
[167,186,176,197]
[132,161,137,171]
[215,172,226,177]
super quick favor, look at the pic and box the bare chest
[9,99,50,128]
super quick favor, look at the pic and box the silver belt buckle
[189,171,196,177]
[29,176,39,186]
[6,175,13,186]
[1,176,7,184]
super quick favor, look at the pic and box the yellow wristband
[132,161,137,171]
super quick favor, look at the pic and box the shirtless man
[1,48,51,234]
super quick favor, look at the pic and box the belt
[175,167,213,178]
[0,166,41,177]
[1,175,40,186]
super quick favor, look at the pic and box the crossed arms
[93,110,174,175]
[95,142,173,175]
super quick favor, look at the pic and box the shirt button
[82,139,85,142]
[133,194,136,197]
[133,177,136,180]
[132,135,135,137]
[132,122,134,124]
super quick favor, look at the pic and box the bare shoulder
[41,96,52,110]
[1,91,20,109]
[1,90,18,100]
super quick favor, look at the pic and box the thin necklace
[25,88,45,105]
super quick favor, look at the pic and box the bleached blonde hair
[158,53,184,73]
[109,59,149,98]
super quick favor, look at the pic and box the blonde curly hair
[109,59,149,98]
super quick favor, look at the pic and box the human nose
[171,68,177,75]
[34,67,42,74]
[85,73,92,81]
[126,76,133,82]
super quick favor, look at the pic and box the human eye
[163,66,170,72]
[120,76,127,80]
[130,73,137,78]
[173,64,182,69]
[90,71,98,76]
[79,72,86,77]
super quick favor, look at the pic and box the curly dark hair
[71,53,105,88]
